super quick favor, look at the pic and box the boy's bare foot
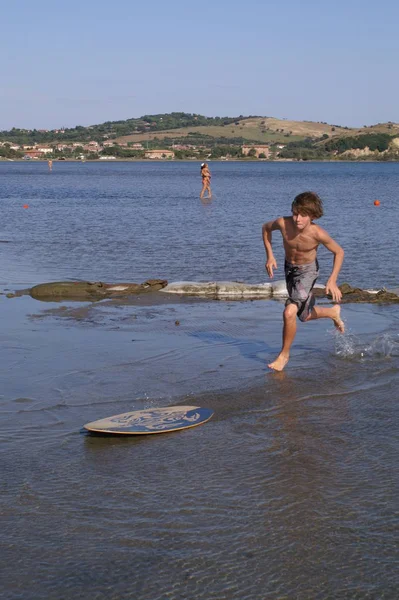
[332,305,345,333]
[268,353,289,371]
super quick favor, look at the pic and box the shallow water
[1,162,398,599]
[1,160,398,289]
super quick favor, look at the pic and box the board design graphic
[84,406,214,435]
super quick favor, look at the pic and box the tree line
[0,113,247,145]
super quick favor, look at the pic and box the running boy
[262,191,345,371]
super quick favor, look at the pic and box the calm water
[1,162,398,599]
[1,160,398,289]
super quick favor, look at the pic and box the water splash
[334,331,399,360]
[363,333,399,358]
[334,330,358,358]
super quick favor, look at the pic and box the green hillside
[1,112,399,161]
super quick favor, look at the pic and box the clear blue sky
[1,0,398,129]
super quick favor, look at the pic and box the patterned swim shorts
[285,259,319,322]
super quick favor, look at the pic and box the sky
[1,0,398,130]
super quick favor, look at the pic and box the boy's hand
[325,279,342,302]
[266,257,278,278]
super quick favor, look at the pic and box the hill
[112,116,337,145]
[1,113,399,161]
[2,112,398,147]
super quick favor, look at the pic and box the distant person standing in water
[262,191,345,371]
[48,159,53,172]
[200,163,212,199]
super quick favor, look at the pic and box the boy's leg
[305,305,345,332]
[268,303,345,371]
[268,303,298,371]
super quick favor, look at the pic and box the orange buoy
[374,200,380,206]
[23,204,29,209]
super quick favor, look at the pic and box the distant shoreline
[1,158,398,164]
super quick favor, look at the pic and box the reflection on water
[200,196,213,207]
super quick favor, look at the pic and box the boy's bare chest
[282,231,318,253]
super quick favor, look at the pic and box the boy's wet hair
[292,191,324,219]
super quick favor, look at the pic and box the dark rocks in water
[7,279,168,302]
[6,279,399,304]
[339,282,399,303]
[313,282,399,304]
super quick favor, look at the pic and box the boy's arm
[317,228,344,302]
[262,218,282,278]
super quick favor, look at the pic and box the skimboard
[84,406,214,435]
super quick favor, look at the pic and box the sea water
[0,161,398,599]
[1,160,398,289]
